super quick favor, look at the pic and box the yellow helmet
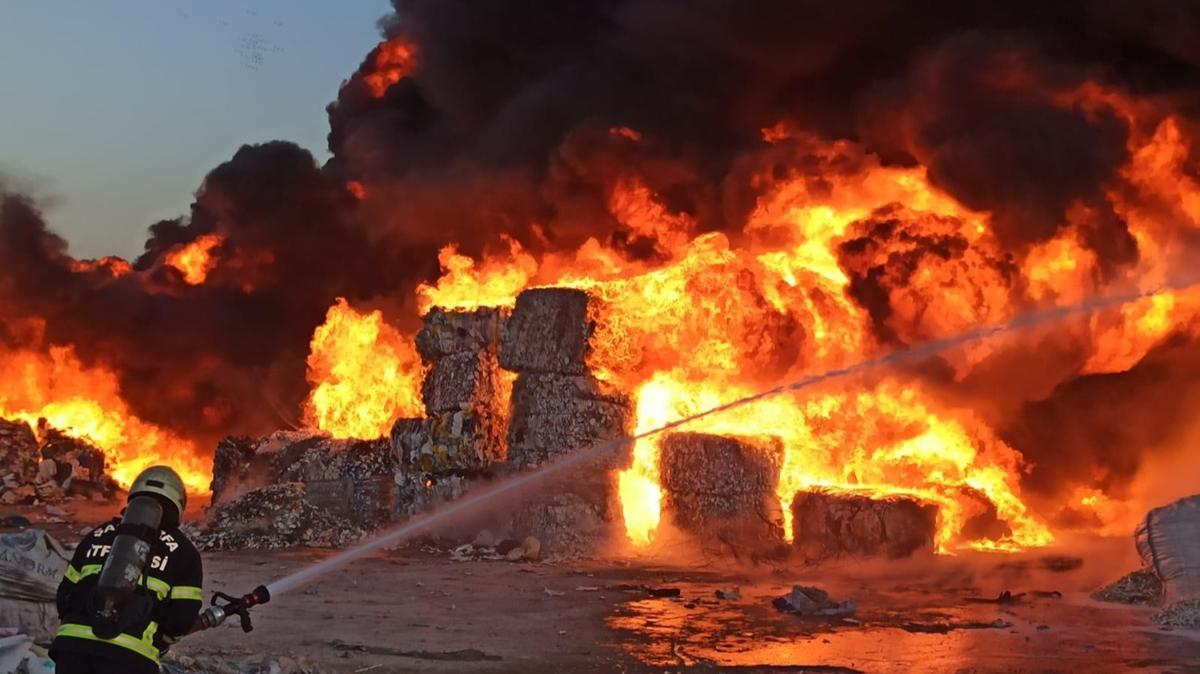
[128,466,187,516]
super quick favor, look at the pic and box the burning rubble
[0,418,117,505]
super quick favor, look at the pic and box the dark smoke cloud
[2,0,1198,498]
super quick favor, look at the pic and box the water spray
[262,278,1196,599]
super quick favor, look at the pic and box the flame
[69,257,133,278]
[0,345,209,491]
[344,87,1200,554]
[363,37,416,98]
[165,234,222,285]
[303,298,424,439]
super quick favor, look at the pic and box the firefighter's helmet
[128,465,187,516]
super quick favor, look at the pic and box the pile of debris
[659,432,785,555]
[1,418,117,505]
[1091,568,1163,606]
[200,431,393,549]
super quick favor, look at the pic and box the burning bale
[499,288,597,376]
[506,373,631,469]
[501,289,631,468]
[790,490,937,563]
[195,483,364,551]
[658,433,785,552]
[415,306,506,362]
[408,306,510,475]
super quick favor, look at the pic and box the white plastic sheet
[1136,495,1200,603]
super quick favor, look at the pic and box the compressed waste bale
[420,348,504,415]
[1091,568,1163,606]
[36,428,116,500]
[209,431,396,526]
[499,288,598,375]
[506,373,631,468]
[393,410,506,476]
[509,493,608,560]
[1136,494,1200,603]
[196,483,364,551]
[415,306,506,361]
[791,490,937,562]
[393,472,469,518]
[659,433,782,495]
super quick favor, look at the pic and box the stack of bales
[499,288,633,551]
[391,306,510,515]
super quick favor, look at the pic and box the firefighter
[50,466,203,674]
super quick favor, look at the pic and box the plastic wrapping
[1136,495,1200,603]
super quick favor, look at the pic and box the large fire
[0,343,209,491]
[303,298,424,439]
[300,83,1200,553]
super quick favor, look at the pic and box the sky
[0,0,392,258]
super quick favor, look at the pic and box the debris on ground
[193,483,365,551]
[162,653,330,673]
[772,585,858,617]
[899,618,1013,633]
[1039,555,1084,572]
[0,515,31,529]
[0,631,54,674]
[716,586,741,600]
[1091,568,1164,606]
[329,640,501,661]
[965,590,1059,604]
[1152,599,1200,629]
[646,587,683,598]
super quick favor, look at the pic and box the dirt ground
[10,501,1200,673]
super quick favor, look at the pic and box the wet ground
[7,502,1200,673]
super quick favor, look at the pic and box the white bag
[0,530,69,644]
[1136,495,1200,603]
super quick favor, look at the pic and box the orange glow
[345,180,367,200]
[416,237,538,315]
[69,257,133,278]
[165,234,222,285]
[303,298,424,439]
[363,37,416,98]
[0,345,209,492]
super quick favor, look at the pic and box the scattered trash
[772,586,858,618]
[162,653,330,673]
[716,586,741,600]
[330,640,501,661]
[646,587,682,598]
[575,586,599,592]
[44,506,68,518]
[1092,568,1164,606]
[544,587,565,597]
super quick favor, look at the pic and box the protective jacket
[50,517,203,673]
